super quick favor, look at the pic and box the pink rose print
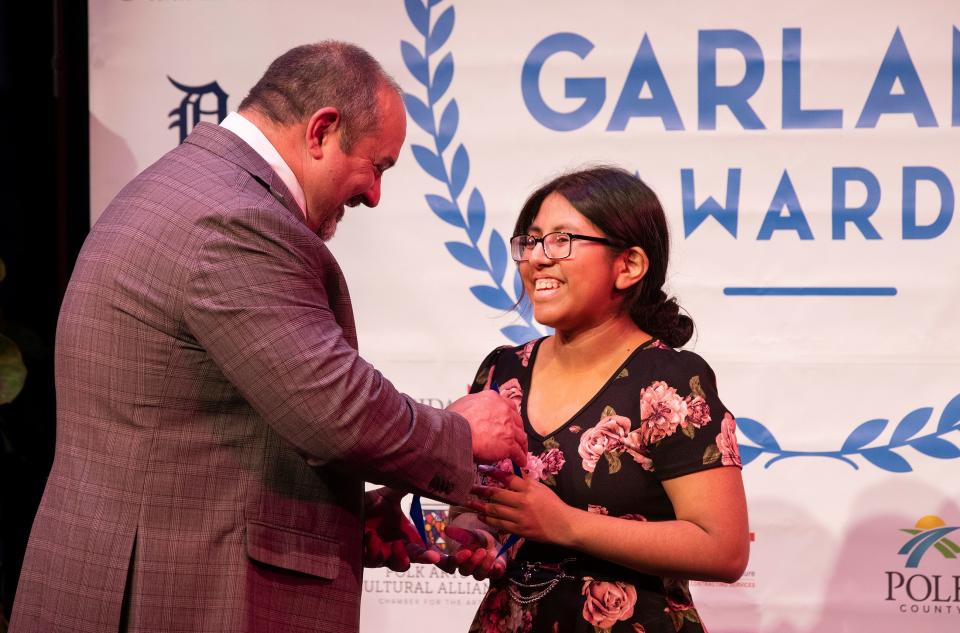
[650,339,671,350]
[475,588,524,633]
[540,448,566,476]
[498,378,523,412]
[632,625,647,633]
[636,381,687,445]
[520,610,533,633]
[522,452,546,481]
[716,412,742,467]
[516,340,535,367]
[619,513,647,521]
[577,415,631,473]
[624,444,654,472]
[475,588,506,632]
[495,447,565,483]
[568,425,582,433]
[683,394,711,429]
[621,430,655,471]
[587,504,609,515]
[581,579,638,628]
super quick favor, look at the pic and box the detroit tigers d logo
[168,77,229,143]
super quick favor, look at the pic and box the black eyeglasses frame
[509,231,619,262]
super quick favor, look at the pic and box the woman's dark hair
[515,166,694,347]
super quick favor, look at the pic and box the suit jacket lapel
[183,122,308,229]
[183,123,358,348]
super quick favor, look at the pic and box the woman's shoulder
[489,337,546,365]
[630,340,718,384]
[469,338,543,392]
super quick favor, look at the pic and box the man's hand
[448,391,527,467]
[363,487,443,571]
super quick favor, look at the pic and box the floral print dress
[466,338,742,633]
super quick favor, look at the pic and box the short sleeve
[639,353,742,481]
[468,346,511,394]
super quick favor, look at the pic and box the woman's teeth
[535,279,560,291]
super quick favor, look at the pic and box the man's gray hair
[239,41,401,152]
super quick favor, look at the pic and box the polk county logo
[167,77,228,143]
[885,515,960,616]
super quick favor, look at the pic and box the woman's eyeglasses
[510,231,617,262]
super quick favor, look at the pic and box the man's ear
[615,246,648,291]
[305,107,341,159]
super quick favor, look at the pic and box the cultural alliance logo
[363,499,488,608]
[885,515,960,616]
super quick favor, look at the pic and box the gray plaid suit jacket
[10,123,474,632]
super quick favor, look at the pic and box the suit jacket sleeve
[182,206,474,503]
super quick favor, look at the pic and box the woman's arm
[472,465,749,582]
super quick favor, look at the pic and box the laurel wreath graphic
[737,394,960,472]
[398,0,960,473]
[399,0,544,345]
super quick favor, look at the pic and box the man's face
[303,87,406,239]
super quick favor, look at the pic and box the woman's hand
[469,465,749,582]
[442,524,507,581]
[468,466,577,547]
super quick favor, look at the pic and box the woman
[452,167,749,633]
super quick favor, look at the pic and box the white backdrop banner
[89,1,960,631]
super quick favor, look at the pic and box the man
[10,42,525,632]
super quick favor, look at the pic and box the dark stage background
[0,1,89,624]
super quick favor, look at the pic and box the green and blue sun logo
[899,516,960,568]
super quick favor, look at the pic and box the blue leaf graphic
[471,285,515,311]
[489,230,507,285]
[738,445,763,466]
[427,0,444,6]
[911,436,960,459]
[449,144,469,200]
[429,53,454,104]
[890,407,933,444]
[400,41,429,87]
[426,6,455,55]
[404,0,429,36]
[411,144,446,182]
[938,393,960,432]
[501,325,540,345]
[736,418,781,450]
[445,242,486,271]
[425,194,464,228]
[466,188,485,243]
[437,99,459,152]
[841,418,888,452]
[402,93,435,136]
[861,447,912,473]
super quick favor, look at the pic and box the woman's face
[520,192,622,335]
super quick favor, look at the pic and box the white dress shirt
[220,111,307,218]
